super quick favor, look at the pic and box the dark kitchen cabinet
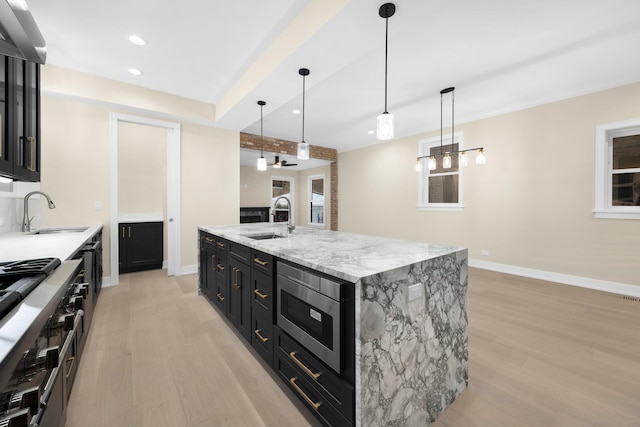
[228,256,251,341]
[0,54,40,182]
[214,240,228,315]
[119,222,163,274]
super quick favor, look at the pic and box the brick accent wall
[240,132,338,231]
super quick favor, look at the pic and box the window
[417,133,464,211]
[271,176,294,223]
[308,174,325,226]
[595,120,640,219]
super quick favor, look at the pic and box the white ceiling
[28,0,640,154]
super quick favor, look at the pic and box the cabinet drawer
[215,238,228,252]
[214,277,227,314]
[275,327,354,423]
[251,249,274,276]
[215,252,228,280]
[274,352,352,427]
[202,232,216,251]
[251,313,273,365]
[251,269,273,317]
[229,241,251,264]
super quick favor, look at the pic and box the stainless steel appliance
[277,261,347,373]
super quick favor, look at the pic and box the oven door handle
[289,351,321,380]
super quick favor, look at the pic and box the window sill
[593,210,640,220]
[417,204,464,212]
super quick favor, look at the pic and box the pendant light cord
[384,16,389,114]
[302,73,306,142]
[440,91,443,155]
[451,89,455,152]
[260,103,264,155]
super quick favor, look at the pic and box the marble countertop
[199,223,463,283]
[0,224,103,263]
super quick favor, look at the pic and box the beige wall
[339,82,640,287]
[39,66,239,278]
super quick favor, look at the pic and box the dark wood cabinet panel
[119,222,163,274]
[228,256,251,342]
[0,54,40,181]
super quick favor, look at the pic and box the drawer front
[274,352,352,427]
[229,241,251,264]
[251,313,273,365]
[251,249,274,276]
[251,269,273,317]
[214,276,227,314]
[215,237,228,252]
[275,327,354,422]
[202,232,216,251]
[215,252,228,281]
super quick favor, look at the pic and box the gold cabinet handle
[232,267,241,290]
[122,226,125,239]
[253,257,268,267]
[254,289,268,299]
[65,356,75,379]
[289,377,321,411]
[254,329,269,343]
[211,255,216,272]
[205,237,214,243]
[128,226,131,238]
[289,351,321,380]
[217,241,225,248]
[216,293,225,301]
[217,264,225,271]
[28,136,36,171]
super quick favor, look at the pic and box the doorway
[109,113,181,286]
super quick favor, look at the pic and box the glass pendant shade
[415,158,422,172]
[376,112,394,140]
[297,141,310,160]
[459,151,468,167]
[428,156,437,170]
[443,152,452,169]
[476,148,486,165]
[257,156,267,171]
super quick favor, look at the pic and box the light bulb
[376,112,394,140]
[459,151,468,167]
[476,149,486,165]
[297,141,309,160]
[257,156,267,171]
[443,152,452,169]
[415,159,422,172]
[428,156,437,171]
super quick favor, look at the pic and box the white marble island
[198,224,468,426]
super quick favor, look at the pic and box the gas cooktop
[0,258,61,319]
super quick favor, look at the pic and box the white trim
[417,132,464,211]
[179,264,198,276]
[270,175,295,225]
[470,259,640,298]
[110,113,181,286]
[594,119,640,218]
[307,173,325,227]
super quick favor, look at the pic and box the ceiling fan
[270,155,298,168]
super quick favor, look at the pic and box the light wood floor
[66,268,640,427]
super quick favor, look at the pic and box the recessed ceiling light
[128,68,143,76]
[368,130,375,135]
[292,108,301,115]
[129,35,146,46]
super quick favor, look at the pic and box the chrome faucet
[22,191,56,232]
[273,196,295,234]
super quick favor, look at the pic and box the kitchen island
[198,223,468,427]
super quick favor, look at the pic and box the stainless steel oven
[276,261,347,373]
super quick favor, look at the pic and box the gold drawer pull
[205,237,214,243]
[254,289,268,299]
[217,242,225,248]
[217,264,225,271]
[216,293,225,301]
[65,356,75,379]
[211,255,216,272]
[289,351,321,380]
[253,257,268,267]
[254,329,269,343]
[289,377,321,411]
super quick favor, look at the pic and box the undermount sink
[29,227,89,235]
[243,232,286,240]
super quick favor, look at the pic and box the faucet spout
[22,191,56,232]
[273,196,295,234]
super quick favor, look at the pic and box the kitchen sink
[29,227,89,235]
[243,233,286,240]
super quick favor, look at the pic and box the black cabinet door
[228,257,251,341]
[0,56,11,176]
[9,58,39,181]
[119,222,163,273]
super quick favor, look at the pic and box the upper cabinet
[0,54,40,182]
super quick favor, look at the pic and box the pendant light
[376,3,396,140]
[297,68,310,160]
[256,100,267,171]
[415,86,486,171]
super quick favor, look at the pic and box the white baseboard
[101,276,115,288]
[469,259,640,298]
[178,264,198,276]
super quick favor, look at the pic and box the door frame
[109,113,181,285]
